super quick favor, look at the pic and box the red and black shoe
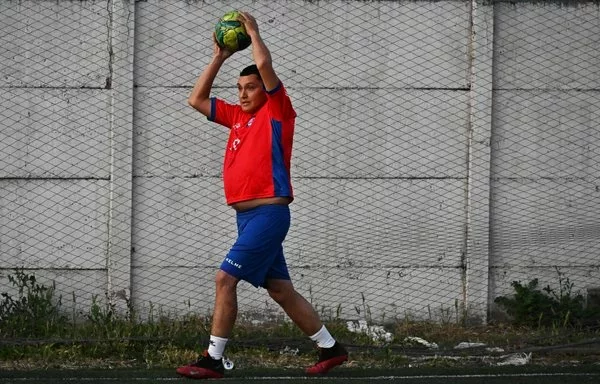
[306,341,349,375]
[176,350,225,379]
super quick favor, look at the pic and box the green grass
[1,269,599,371]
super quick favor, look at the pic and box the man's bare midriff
[231,197,291,212]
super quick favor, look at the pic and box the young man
[176,11,348,380]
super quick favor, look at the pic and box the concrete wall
[1,0,598,324]
[489,2,600,313]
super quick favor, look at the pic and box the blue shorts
[220,204,291,288]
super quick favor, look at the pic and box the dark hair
[240,64,261,81]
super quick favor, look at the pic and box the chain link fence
[1,0,599,341]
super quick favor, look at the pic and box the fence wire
[1,0,599,342]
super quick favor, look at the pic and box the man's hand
[212,32,235,61]
[236,12,259,39]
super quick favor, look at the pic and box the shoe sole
[305,354,348,375]
[176,367,224,379]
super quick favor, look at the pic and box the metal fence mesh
[1,0,599,341]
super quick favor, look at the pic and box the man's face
[238,74,267,114]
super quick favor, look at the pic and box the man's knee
[215,269,239,291]
[268,289,291,305]
[266,280,296,304]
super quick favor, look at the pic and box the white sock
[207,335,228,359]
[309,325,336,348]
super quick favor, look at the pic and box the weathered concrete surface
[0,179,110,268]
[0,88,111,178]
[492,91,600,179]
[494,3,600,90]
[134,1,471,89]
[0,1,110,88]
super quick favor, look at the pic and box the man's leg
[176,270,239,379]
[266,278,348,375]
[211,270,240,338]
[266,278,322,335]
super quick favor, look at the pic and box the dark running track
[1,366,600,384]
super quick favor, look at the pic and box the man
[176,11,348,380]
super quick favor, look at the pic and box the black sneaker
[306,341,349,375]
[176,350,225,379]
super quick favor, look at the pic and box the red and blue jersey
[208,81,296,205]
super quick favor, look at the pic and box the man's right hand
[212,32,234,61]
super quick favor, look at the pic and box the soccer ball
[214,11,251,52]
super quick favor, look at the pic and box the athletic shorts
[220,204,291,288]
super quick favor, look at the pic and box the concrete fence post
[106,0,135,312]
[464,0,495,323]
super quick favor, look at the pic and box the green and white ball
[215,11,251,52]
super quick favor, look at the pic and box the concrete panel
[132,176,234,267]
[290,266,464,322]
[135,0,470,89]
[0,88,112,178]
[293,88,470,178]
[287,178,467,267]
[494,3,600,90]
[132,266,217,317]
[0,0,110,88]
[138,86,470,178]
[492,91,600,179]
[490,178,600,266]
[131,264,463,323]
[0,179,110,269]
[132,266,280,319]
[134,88,228,177]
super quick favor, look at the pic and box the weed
[494,270,600,328]
[0,268,68,337]
[354,292,373,323]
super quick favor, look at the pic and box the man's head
[238,65,266,114]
